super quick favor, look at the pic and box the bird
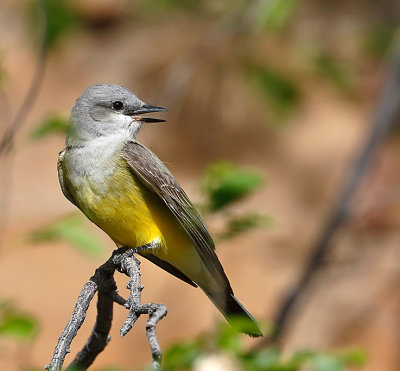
[57,83,262,337]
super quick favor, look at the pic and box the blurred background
[0,0,399,370]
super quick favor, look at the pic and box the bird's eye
[112,101,124,111]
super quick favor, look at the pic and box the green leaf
[29,215,105,257]
[163,338,204,370]
[31,113,69,140]
[290,349,316,365]
[215,322,242,354]
[201,162,264,211]
[242,348,291,371]
[218,213,272,240]
[0,312,39,341]
[246,64,300,119]
[337,348,368,366]
[310,354,344,371]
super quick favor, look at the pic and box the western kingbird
[58,83,262,337]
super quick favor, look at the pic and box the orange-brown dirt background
[0,1,399,370]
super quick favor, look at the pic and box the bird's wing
[57,149,78,207]
[122,141,232,293]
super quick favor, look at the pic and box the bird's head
[67,83,166,146]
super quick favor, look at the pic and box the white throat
[64,130,132,195]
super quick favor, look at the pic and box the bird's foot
[131,239,160,254]
[112,239,160,265]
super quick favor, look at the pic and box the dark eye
[112,101,124,111]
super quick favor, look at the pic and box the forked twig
[46,247,167,371]
[115,250,167,369]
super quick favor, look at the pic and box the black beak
[134,104,167,114]
[129,104,167,123]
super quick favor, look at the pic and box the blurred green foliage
[63,367,130,371]
[0,301,39,341]
[255,0,299,30]
[201,162,264,212]
[217,213,272,240]
[246,64,300,119]
[29,214,105,257]
[148,322,367,371]
[0,50,6,88]
[31,113,69,139]
[160,338,205,371]
[363,23,398,59]
[313,51,356,96]
[138,0,203,14]
[29,0,81,49]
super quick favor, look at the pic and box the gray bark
[46,246,167,371]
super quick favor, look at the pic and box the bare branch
[46,247,167,371]
[46,281,98,371]
[66,262,116,370]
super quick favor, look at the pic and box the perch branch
[46,247,167,371]
[65,261,116,370]
[114,248,167,369]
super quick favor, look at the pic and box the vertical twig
[0,0,48,156]
[264,34,400,345]
[0,0,48,251]
[114,249,168,369]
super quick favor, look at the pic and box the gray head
[67,83,166,146]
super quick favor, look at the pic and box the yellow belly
[69,156,202,278]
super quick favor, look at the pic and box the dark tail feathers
[205,290,263,337]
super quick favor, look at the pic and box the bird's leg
[110,240,160,271]
[112,239,160,263]
[131,239,161,254]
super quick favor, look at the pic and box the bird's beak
[128,104,167,123]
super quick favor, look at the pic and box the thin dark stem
[46,247,167,371]
[0,0,48,252]
[0,0,48,156]
[264,34,400,345]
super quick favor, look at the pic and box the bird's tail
[203,289,263,337]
